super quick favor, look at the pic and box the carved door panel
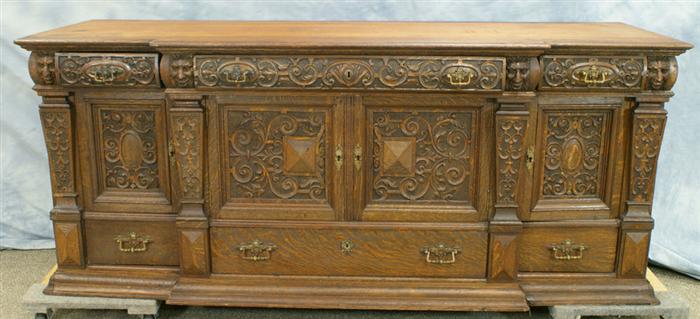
[522,97,628,221]
[351,95,492,222]
[210,93,344,221]
[76,91,173,213]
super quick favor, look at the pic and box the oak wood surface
[15,20,693,52]
[18,20,692,312]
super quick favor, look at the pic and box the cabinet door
[521,96,628,221]
[351,95,492,222]
[76,91,173,213]
[210,93,345,220]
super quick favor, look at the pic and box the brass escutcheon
[114,232,151,253]
[340,239,354,254]
[335,144,343,170]
[525,146,535,171]
[353,144,362,171]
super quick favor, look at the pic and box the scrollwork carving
[542,112,608,197]
[541,56,644,89]
[100,110,160,190]
[172,114,202,198]
[194,56,504,91]
[370,110,474,202]
[40,110,73,192]
[496,118,527,204]
[226,110,327,202]
[631,117,664,202]
[56,53,159,87]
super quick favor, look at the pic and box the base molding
[44,266,178,300]
[168,275,530,312]
[520,277,658,306]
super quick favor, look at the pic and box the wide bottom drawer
[210,222,487,278]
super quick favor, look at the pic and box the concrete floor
[1,249,697,319]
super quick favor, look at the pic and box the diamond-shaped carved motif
[381,137,416,177]
[283,136,319,176]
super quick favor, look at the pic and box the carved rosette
[29,52,57,85]
[40,110,74,193]
[541,56,645,89]
[56,53,159,87]
[172,113,203,198]
[161,54,195,88]
[645,57,678,91]
[495,118,527,204]
[630,117,665,202]
[193,56,505,91]
[505,57,540,91]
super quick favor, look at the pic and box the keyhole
[344,70,352,79]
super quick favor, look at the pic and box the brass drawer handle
[353,144,362,171]
[549,239,587,260]
[576,65,611,85]
[335,144,343,170]
[238,239,277,261]
[421,243,461,264]
[446,67,475,86]
[114,232,151,253]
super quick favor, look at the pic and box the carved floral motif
[40,111,73,192]
[542,113,607,197]
[542,56,644,89]
[100,110,159,189]
[194,56,504,91]
[371,110,473,202]
[172,114,202,198]
[496,118,527,204]
[57,53,159,87]
[631,117,664,202]
[227,110,327,201]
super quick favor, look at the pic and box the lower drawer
[519,221,618,273]
[211,223,487,278]
[85,218,178,266]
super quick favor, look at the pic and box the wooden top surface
[15,20,693,53]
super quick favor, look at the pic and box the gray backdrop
[1,0,698,279]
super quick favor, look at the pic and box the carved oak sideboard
[16,21,692,311]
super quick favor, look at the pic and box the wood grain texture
[16,20,691,311]
[15,21,692,53]
[85,218,179,266]
[519,220,618,273]
[211,225,487,278]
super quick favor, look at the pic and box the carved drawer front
[56,53,160,87]
[212,94,344,221]
[519,221,618,273]
[85,218,178,266]
[523,100,626,221]
[352,95,489,222]
[210,223,487,278]
[76,92,172,213]
[540,56,645,90]
[192,55,505,91]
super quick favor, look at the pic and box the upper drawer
[189,55,506,91]
[210,222,487,278]
[54,53,160,87]
[540,55,647,90]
